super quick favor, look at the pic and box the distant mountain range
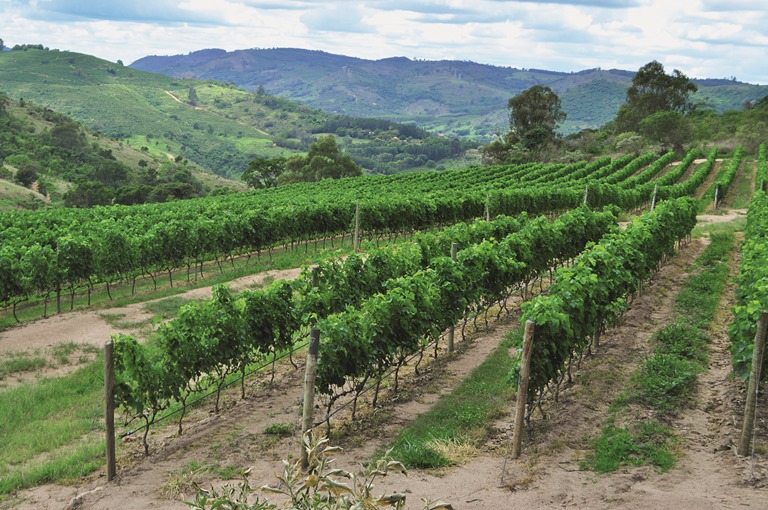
[131,48,768,138]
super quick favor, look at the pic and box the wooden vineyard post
[714,184,720,210]
[738,311,768,456]
[583,185,589,206]
[104,340,116,481]
[301,328,321,470]
[447,242,458,353]
[591,327,601,354]
[485,192,491,222]
[353,201,360,252]
[511,320,535,459]
[651,184,658,211]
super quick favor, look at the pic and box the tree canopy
[615,60,698,133]
[243,135,362,187]
[508,85,566,144]
[481,85,565,164]
[639,110,693,153]
[242,156,287,189]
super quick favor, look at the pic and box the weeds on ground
[383,330,517,468]
[585,232,734,473]
[584,420,676,473]
[186,434,452,510]
[0,353,47,380]
[264,422,294,436]
[633,354,702,416]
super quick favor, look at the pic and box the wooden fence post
[447,242,458,353]
[104,340,116,481]
[651,184,658,211]
[591,327,601,354]
[738,311,768,456]
[485,192,491,222]
[512,320,535,459]
[301,328,321,470]
[583,185,589,205]
[353,201,360,252]
[714,184,720,210]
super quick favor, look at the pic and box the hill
[0,91,246,210]
[0,47,476,178]
[131,48,768,138]
[0,47,329,179]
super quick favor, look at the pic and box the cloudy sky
[2,0,766,84]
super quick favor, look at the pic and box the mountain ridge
[131,47,768,137]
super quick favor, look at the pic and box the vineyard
[2,146,768,509]
[0,149,719,323]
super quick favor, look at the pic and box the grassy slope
[0,49,317,178]
[0,100,246,209]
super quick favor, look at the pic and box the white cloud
[0,0,765,83]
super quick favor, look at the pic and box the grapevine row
[111,206,619,452]
[730,146,768,378]
[313,206,619,404]
[519,197,698,407]
[713,145,744,202]
[1,151,721,320]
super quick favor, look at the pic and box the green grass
[633,354,703,415]
[675,233,733,329]
[143,296,201,322]
[0,354,47,380]
[729,156,755,209]
[584,420,676,473]
[383,330,518,468]
[634,232,733,415]
[691,214,747,237]
[0,442,105,495]
[51,342,79,365]
[652,322,709,363]
[0,360,105,495]
[98,312,148,330]
[264,422,294,436]
[585,231,735,473]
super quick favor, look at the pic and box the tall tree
[481,85,565,163]
[187,87,199,106]
[278,135,362,184]
[508,85,566,145]
[242,156,286,189]
[49,121,86,150]
[615,60,698,133]
[639,111,692,153]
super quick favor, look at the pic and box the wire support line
[118,338,311,438]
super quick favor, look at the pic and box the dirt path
[0,267,303,357]
[694,159,724,202]
[7,212,767,510]
[697,209,747,227]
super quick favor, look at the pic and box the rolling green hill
[0,47,327,178]
[131,48,768,138]
[0,47,476,178]
[0,91,247,210]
